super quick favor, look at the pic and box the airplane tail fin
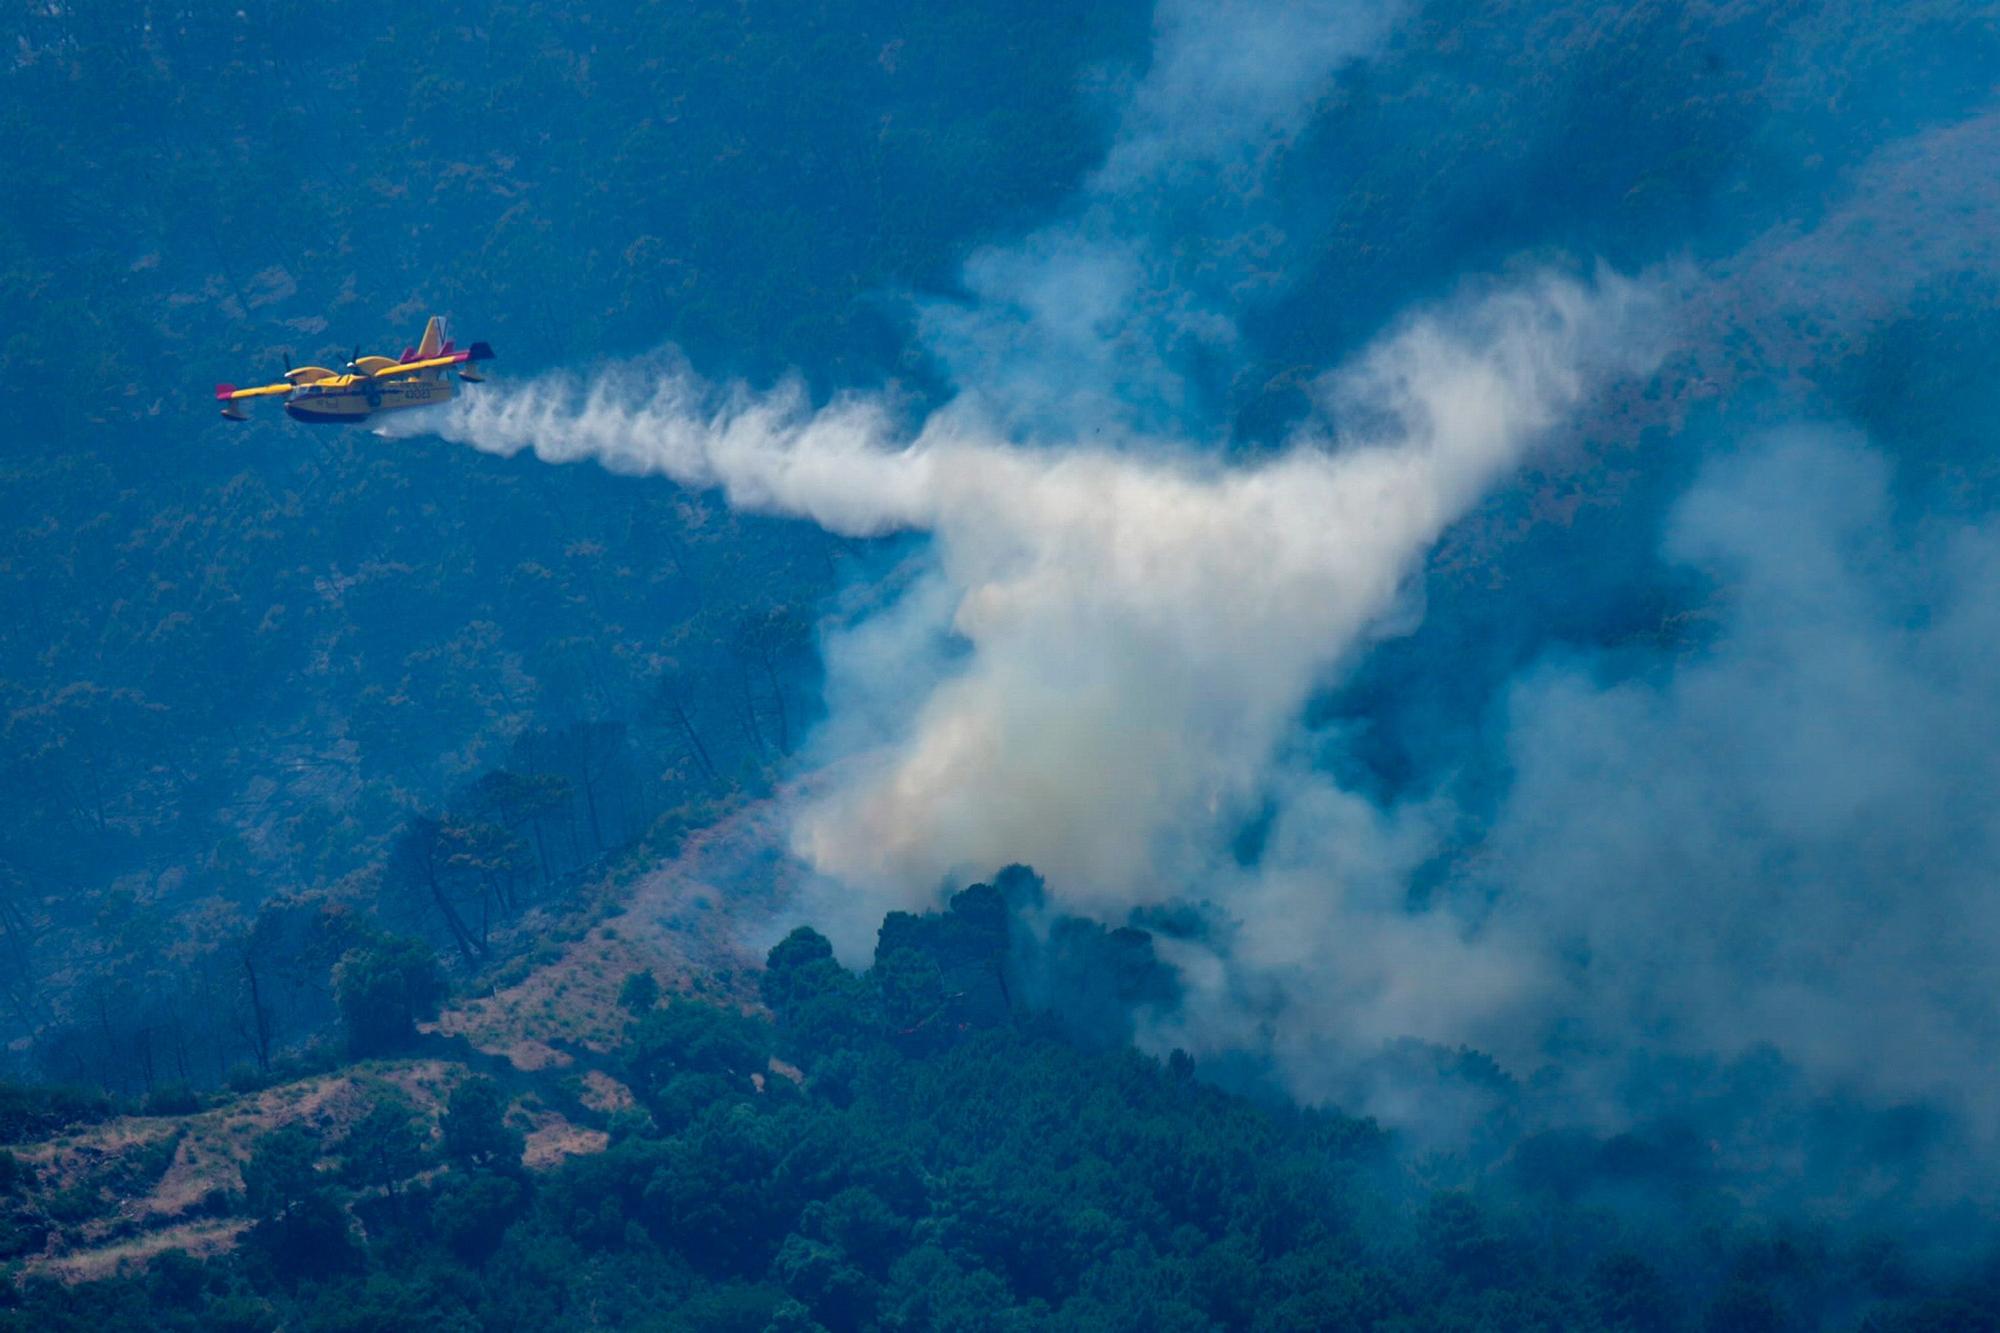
[416,316,446,359]
[458,342,495,382]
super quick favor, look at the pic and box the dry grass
[521,1111,610,1169]
[16,1061,461,1279]
[579,1069,635,1114]
[434,795,794,1064]
[18,793,806,1283]
[31,1219,249,1284]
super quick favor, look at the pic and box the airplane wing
[214,381,296,401]
[365,354,464,380]
[366,341,496,380]
[214,378,298,420]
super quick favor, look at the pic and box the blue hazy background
[8,0,2000,1311]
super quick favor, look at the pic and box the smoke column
[399,269,1658,932]
[391,0,2000,1203]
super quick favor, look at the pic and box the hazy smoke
[802,270,1657,919]
[1153,424,2000,1171]
[917,0,1401,436]
[402,267,1659,947]
[399,0,2000,1206]
[1484,428,2000,1128]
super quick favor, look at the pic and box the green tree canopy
[333,936,446,1057]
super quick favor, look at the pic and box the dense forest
[4,874,1997,1332]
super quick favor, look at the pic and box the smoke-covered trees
[763,925,872,1063]
[618,967,662,1016]
[384,816,496,964]
[332,934,445,1056]
[466,769,572,885]
[241,1124,359,1280]
[622,1000,771,1129]
[0,864,41,1026]
[730,605,813,757]
[650,664,725,790]
[510,722,641,859]
[336,1094,427,1202]
[440,1076,525,1173]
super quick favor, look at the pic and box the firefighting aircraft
[214,316,493,423]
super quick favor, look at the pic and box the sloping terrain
[5,793,803,1281]
[434,792,798,1067]
[12,1062,454,1280]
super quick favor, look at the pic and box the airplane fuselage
[283,372,457,424]
[214,318,493,422]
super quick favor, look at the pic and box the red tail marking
[214,384,237,400]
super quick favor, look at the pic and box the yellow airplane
[214,316,494,423]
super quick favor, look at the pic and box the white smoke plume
[1148,430,2000,1150]
[918,0,1404,435]
[378,0,2000,1215]
[395,269,1659,950]
[1478,428,2000,1136]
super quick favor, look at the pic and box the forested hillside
[8,0,2000,1328]
[5,874,1996,1332]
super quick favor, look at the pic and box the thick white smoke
[1478,429,2000,1136]
[800,270,1658,923]
[396,269,1660,952]
[383,0,2000,1207]
[1146,430,2000,1153]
